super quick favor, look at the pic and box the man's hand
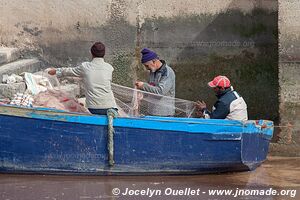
[46,68,57,75]
[195,100,207,111]
[135,81,144,89]
[195,110,204,118]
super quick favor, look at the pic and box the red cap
[208,75,231,88]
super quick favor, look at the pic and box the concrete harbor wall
[269,0,300,156]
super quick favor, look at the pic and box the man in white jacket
[48,42,117,115]
[196,75,248,121]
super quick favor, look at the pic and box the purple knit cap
[141,48,158,63]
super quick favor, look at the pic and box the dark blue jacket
[203,88,248,120]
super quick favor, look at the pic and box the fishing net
[111,83,196,118]
[15,72,196,117]
[33,89,89,113]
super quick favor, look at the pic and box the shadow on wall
[140,1,278,125]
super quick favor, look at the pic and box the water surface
[0,156,299,200]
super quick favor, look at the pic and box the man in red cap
[196,75,248,120]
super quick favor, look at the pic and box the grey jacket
[142,60,176,116]
[57,58,117,109]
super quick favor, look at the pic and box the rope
[274,123,299,129]
[107,108,118,167]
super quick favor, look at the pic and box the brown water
[0,156,299,200]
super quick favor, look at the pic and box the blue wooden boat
[0,104,273,175]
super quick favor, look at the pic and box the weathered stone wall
[0,0,285,147]
[0,0,278,121]
[269,0,300,156]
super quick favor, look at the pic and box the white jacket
[58,58,117,109]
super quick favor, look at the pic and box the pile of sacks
[2,72,89,114]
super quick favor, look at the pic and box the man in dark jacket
[196,75,248,120]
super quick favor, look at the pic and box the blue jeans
[88,108,118,115]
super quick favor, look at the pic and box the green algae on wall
[111,51,135,87]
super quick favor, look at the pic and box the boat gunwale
[0,104,273,136]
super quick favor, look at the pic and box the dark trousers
[88,108,118,115]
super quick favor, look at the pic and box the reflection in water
[0,157,299,200]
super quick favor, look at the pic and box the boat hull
[0,105,273,175]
